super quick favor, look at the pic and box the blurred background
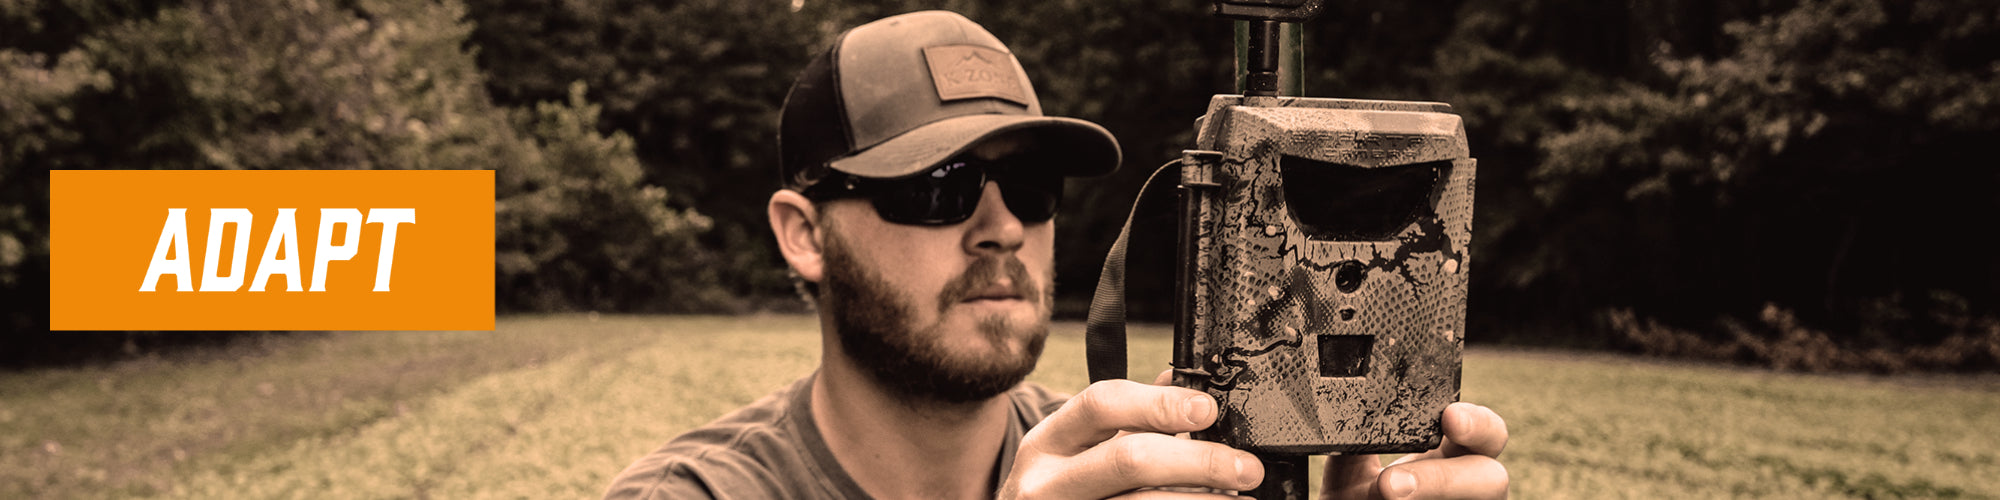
[7,0,1997,372]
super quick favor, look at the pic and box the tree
[496,82,724,312]
[466,0,848,304]
[1447,0,2000,362]
[5,0,720,359]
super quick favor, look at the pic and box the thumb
[1319,454,1383,500]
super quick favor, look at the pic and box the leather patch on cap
[922,45,1029,106]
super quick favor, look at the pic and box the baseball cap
[779,10,1122,191]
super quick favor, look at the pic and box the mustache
[936,255,1040,313]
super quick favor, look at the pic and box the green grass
[4,315,1995,499]
[1472,349,2000,499]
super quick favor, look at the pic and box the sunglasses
[803,157,1064,225]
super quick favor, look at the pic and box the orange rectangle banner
[51,170,494,330]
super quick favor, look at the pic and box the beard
[820,226,1051,405]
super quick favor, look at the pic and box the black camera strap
[1085,159,1183,383]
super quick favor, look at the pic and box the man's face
[817,138,1057,404]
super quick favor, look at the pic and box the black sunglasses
[803,157,1064,225]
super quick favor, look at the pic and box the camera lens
[1334,260,1366,293]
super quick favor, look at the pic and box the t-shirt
[603,373,1069,500]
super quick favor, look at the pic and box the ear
[768,190,825,283]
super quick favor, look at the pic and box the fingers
[1438,403,1507,459]
[1010,433,1262,499]
[1028,379,1219,454]
[1152,368,1174,386]
[1109,489,1243,500]
[1388,449,1437,467]
[1005,379,1253,499]
[1332,454,1510,500]
[1389,403,1508,467]
[1319,454,1384,500]
[1329,403,1512,500]
[1375,455,1508,500]
[1055,433,1262,496]
[1109,489,1245,500]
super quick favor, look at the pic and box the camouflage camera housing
[1173,95,1475,454]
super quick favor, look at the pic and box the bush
[1608,304,2000,373]
[496,82,727,313]
[3,0,727,357]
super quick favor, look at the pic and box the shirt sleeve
[1012,381,1073,427]
[602,460,718,500]
[604,446,806,500]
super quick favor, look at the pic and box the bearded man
[605,10,1509,500]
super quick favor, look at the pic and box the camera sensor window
[1279,156,1446,241]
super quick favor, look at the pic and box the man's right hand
[998,378,1263,499]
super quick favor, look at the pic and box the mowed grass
[3,315,1995,499]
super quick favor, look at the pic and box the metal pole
[1236,21,1304,97]
[1243,453,1311,499]
[1280,21,1303,96]
[1235,20,1279,96]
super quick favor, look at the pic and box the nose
[962,181,1025,254]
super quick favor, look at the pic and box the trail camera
[1172,95,1473,454]
[1084,2,1477,484]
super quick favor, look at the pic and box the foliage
[0,0,122,334]
[1610,302,2000,373]
[464,0,847,303]
[1422,0,2000,360]
[1,0,725,341]
[495,82,725,312]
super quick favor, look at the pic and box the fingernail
[1183,395,1215,426]
[1383,469,1417,499]
[1235,455,1260,488]
[1445,404,1471,435]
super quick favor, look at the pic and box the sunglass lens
[1002,174,1062,223]
[874,161,985,224]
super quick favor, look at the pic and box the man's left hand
[1319,402,1509,499]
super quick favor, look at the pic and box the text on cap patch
[922,45,1029,106]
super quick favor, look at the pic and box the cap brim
[828,114,1121,179]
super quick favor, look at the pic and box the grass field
[4,314,1996,499]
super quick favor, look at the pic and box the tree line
[4,0,1995,371]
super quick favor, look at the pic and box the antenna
[1216,0,1323,96]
